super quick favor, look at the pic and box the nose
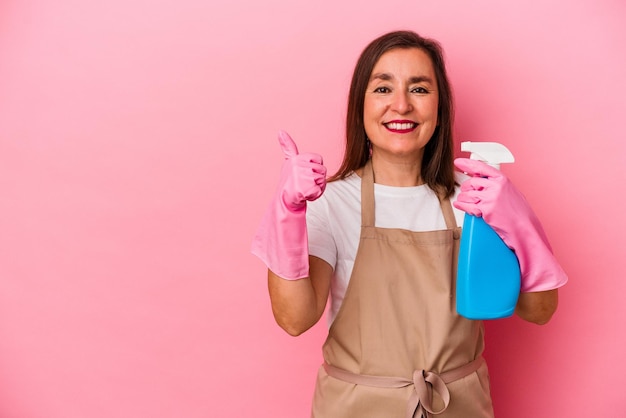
[391,91,413,114]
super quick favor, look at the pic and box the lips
[384,120,418,133]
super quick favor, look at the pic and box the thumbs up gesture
[277,130,327,211]
[251,131,327,280]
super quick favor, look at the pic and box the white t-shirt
[306,171,468,326]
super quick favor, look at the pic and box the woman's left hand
[453,158,568,293]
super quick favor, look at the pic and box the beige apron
[311,160,495,418]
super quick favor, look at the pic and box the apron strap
[323,357,485,418]
[439,195,461,240]
[361,159,375,227]
[439,196,458,230]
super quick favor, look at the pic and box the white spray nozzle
[461,141,515,170]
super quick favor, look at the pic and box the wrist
[281,194,307,213]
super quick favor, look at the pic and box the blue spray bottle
[456,141,521,320]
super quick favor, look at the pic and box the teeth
[386,122,416,130]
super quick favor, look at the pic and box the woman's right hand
[277,130,327,212]
[251,131,327,281]
[256,131,331,335]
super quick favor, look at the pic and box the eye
[411,86,429,94]
[373,86,391,93]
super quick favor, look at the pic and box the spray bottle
[456,141,521,320]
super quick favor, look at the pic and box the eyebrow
[370,73,435,84]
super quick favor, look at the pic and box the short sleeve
[306,197,337,270]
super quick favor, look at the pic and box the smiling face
[363,47,439,164]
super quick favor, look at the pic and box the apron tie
[409,369,450,417]
[323,357,485,418]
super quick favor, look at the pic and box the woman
[252,30,567,417]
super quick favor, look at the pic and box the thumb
[454,158,502,179]
[278,130,299,158]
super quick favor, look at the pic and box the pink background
[1,0,625,416]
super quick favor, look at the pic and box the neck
[370,152,424,187]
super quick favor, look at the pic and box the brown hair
[330,30,456,198]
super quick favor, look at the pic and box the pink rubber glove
[251,130,327,280]
[453,158,568,292]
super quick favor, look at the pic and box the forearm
[268,256,332,336]
[515,289,558,325]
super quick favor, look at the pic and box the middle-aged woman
[252,30,568,417]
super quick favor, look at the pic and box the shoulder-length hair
[329,30,456,198]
